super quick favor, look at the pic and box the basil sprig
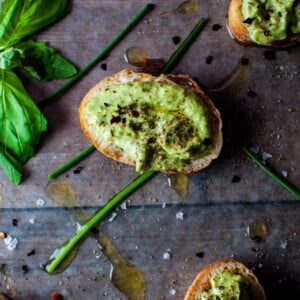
[0,0,77,184]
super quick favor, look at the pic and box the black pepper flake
[243,18,254,24]
[12,219,18,226]
[73,166,84,174]
[205,55,213,64]
[172,36,181,45]
[263,50,276,60]
[240,57,249,65]
[212,24,222,31]
[22,265,29,274]
[247,90,257,97]
[264,30,270,36]
[27,249,36,256]
[131,110,140,117]
[196,251,205,258]
[110,116,121,124]
[231,175,241,183]
[100,63,107,71]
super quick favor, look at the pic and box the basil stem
[39,3,154,107]
[243,147,300,199]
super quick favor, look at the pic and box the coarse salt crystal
[262,151,272,162]
[108,212,118,222]
[36,198,45,206]
[176,211,184,220]
[163,249,172,260]
[120,202,127,210]
[162,202,166,208]
[4,234,18,251]
[169,288,177,296]
[281,171,288,178]
[29,218,35,224]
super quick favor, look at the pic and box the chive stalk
[39,3,154,107]
[45,17,209,273]
[48,144,95,179]
[243,147,300,199]
[48,17,209,179]
[46,170,156,273]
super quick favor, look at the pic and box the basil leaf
[0,0,70,50]
[0,69,47,164]
[16,40,77,81]
[0,47,23,70]
[0,143,23,185]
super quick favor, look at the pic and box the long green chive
[45,17,209,273]
[48,17,208,179]
[243,147,300,199]
[46,170,156,273]
[39,4,154,107]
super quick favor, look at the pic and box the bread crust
[184,259,266,300]
[227,0,300,47]
[79,69,222,174]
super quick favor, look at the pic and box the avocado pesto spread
[199,272,253,300]
[241,0,300,45]
[86,81,212,172]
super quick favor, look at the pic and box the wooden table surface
[0,1,299,299]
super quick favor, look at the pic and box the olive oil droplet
[97,231,146,300]
[247,220,267,242]
[124,47,148,67]
[171,174,188,197]
[176,0,199,14]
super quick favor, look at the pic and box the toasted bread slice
[185,259,266,300]
[227,0,300,47]
[79,69,222,173]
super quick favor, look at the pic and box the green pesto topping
[199,272,253,300]
[86,81,212,172]
[241,0,300,45]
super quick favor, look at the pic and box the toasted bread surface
[227,0,300,47]
[79,69,222,173]
[184,259,266,300]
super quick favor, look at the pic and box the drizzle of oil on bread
[79,69,222,173]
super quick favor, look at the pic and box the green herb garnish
[243,147,300,199]
[45,17,208,273]
[0,0,77,184]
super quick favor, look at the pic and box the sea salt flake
[262,151,272,162]
[4,234,18,251]
[280,240,288,250]
[176,211,184,220]
[163,249,172,260]
[281,171,288,178]
[162,202,166,208]
[169,288,177,296]
[108,212,118,222]
[249,145,259,154]
[120,202,127,210]
[36,198,45,206]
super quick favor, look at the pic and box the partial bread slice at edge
[227,0,300,47]
[79,68,222,174]
[184,259,266,300]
